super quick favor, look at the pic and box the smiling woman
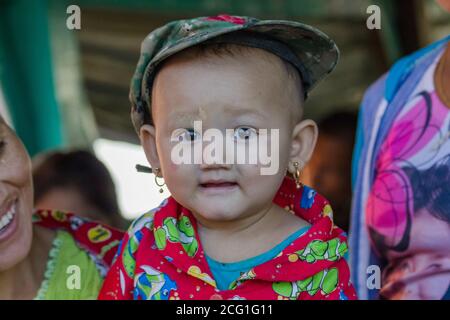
[0,116,34,273]
[0,116,123,299]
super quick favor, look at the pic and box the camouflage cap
[130,14,339,132]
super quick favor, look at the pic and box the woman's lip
[0,201,19,242]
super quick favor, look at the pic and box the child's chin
[194,204,245,222]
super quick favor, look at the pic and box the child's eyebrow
[167,111,202,128]
[222,107,268,121]
[167,106,267,128]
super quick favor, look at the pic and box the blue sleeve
[351,109,364,191]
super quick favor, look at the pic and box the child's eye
[175,128,200,142]
[234,127,258,141]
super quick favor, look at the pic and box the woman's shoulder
[34,229,104,300]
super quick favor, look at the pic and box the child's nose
[199,161,232,171]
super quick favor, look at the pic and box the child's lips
[198,181,239,194]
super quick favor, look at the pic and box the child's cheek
[167,163,194,184]
[162,142,180,173]
[167,161,180,174]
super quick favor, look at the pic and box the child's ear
[288,119,318,173]
[139,124,161,171]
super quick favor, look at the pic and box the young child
[99,14,357,300]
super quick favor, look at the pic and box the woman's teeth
[0,203,16,232]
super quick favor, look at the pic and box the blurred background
[0,0,449,228]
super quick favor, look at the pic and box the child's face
[383,209,450,299]
[140,47,317,224]
[382,252,450,300]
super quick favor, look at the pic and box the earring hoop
[153,168,165,193]
[293,161,303,189]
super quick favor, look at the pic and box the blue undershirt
[205,226,311,290]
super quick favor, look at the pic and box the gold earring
[293,161,303,189]
[153,168,165,193]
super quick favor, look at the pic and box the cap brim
[247,20,339,93]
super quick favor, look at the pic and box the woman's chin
[0,212,33,272]
[0,242,31,272]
